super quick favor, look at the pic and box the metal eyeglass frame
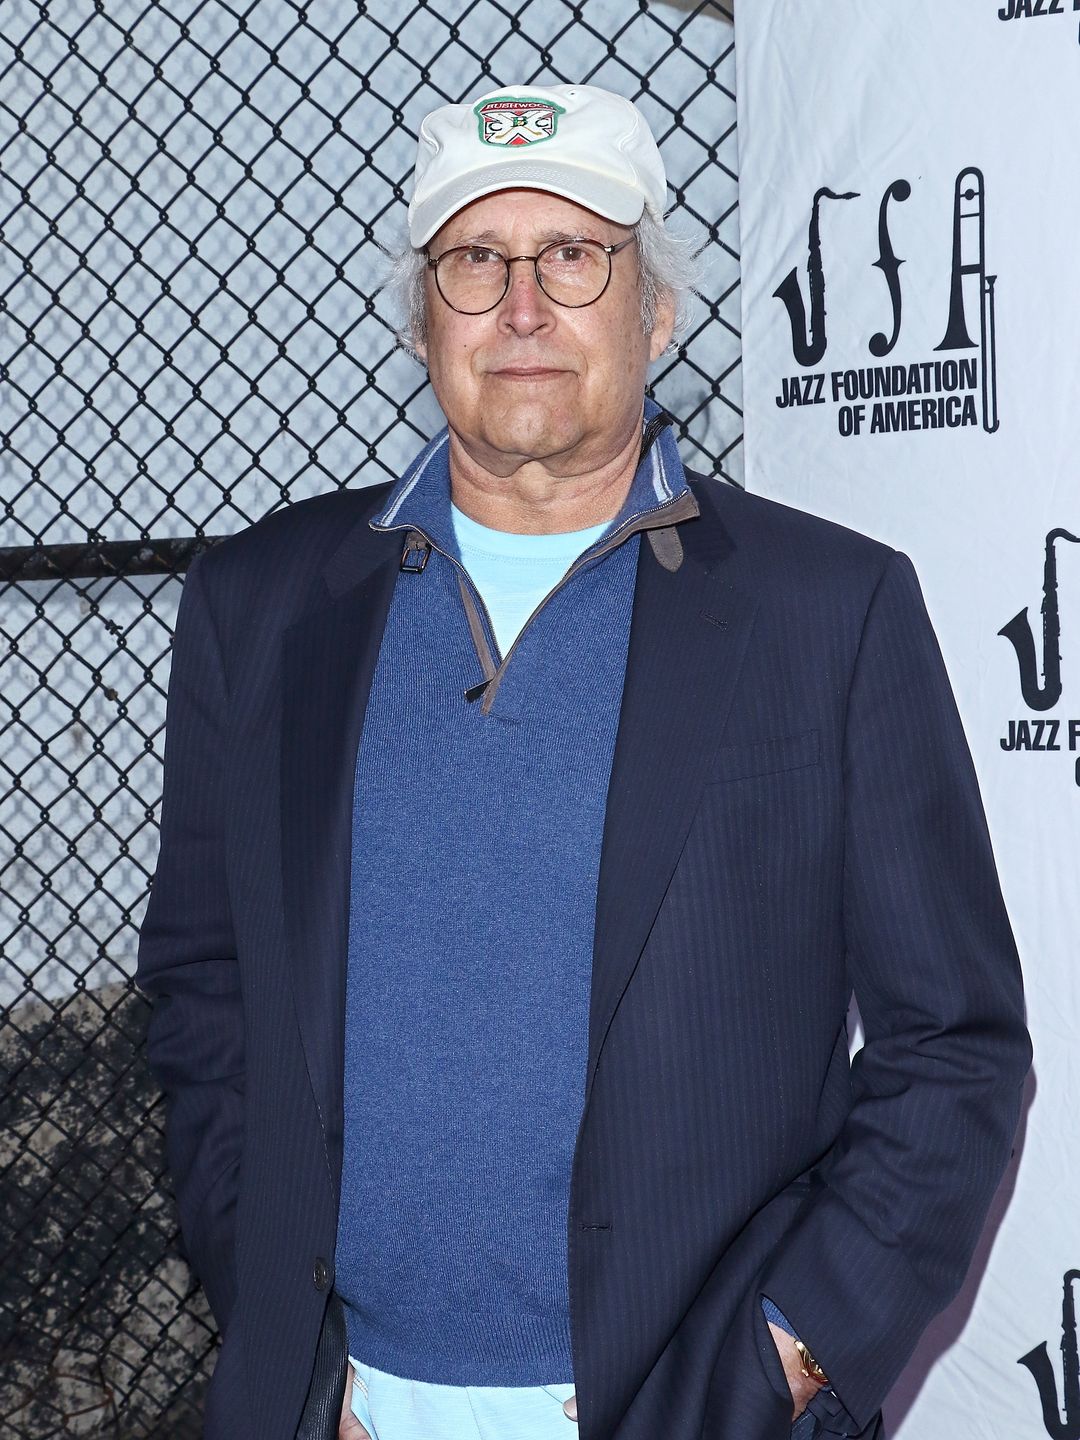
[425,235,637,314]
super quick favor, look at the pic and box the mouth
[489,366,569,380]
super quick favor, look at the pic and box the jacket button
[313,1256,331,1292]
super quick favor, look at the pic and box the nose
[498,256,554,336]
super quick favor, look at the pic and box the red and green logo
[474,96,565,147]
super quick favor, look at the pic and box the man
[137,84,1031,1440]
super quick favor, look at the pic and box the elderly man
[137,84,1030,1440]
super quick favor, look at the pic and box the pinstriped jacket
[137,463,1031,1440]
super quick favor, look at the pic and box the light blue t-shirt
[450,501,612,657]
[346,1354,576,1440]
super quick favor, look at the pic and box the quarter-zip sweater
[335,406,698,1385]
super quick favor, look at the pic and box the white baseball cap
[408,83,668,247]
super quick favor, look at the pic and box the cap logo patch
[474,96,565,148]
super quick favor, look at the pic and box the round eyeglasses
[426,236,637,315]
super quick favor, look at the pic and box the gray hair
[386,209,701,358]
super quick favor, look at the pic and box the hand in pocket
[339,1363,373,1440]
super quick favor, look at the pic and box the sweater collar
[369,398,698,557]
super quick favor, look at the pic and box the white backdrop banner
[736,4,1078,1437]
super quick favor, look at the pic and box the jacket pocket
[708,729,821,784]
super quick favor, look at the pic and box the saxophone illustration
[1019,1270,1080,1440]
[773,187,859,368]
[999,530,1080,712]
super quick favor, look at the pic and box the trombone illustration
[935,166,999,434]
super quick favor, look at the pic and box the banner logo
[999,530,1080,785]
[999,0,1076,19]
[474,97,564,147]
[997,0,1080,44]
[773,187,860,367]
[773,167,998,439]
[1018,1268,1080,1438]
[1000,529,1080,712]
[870,180,911,359]
[936,169,999,434]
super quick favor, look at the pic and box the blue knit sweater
[335,413,692,1384]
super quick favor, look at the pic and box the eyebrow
[446,229,594,248]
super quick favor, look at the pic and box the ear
[409,262,431,365]
[648,288,676,362]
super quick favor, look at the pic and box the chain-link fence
[0,2,741,1433]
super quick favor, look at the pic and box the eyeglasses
[425,236,637,314]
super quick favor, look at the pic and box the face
[416,189,675,478]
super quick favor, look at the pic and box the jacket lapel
[586,482,759,1101]
[280,511,399,1188]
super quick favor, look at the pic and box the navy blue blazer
[137,468,1030,1440]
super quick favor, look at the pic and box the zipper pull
[400,530,431,573]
